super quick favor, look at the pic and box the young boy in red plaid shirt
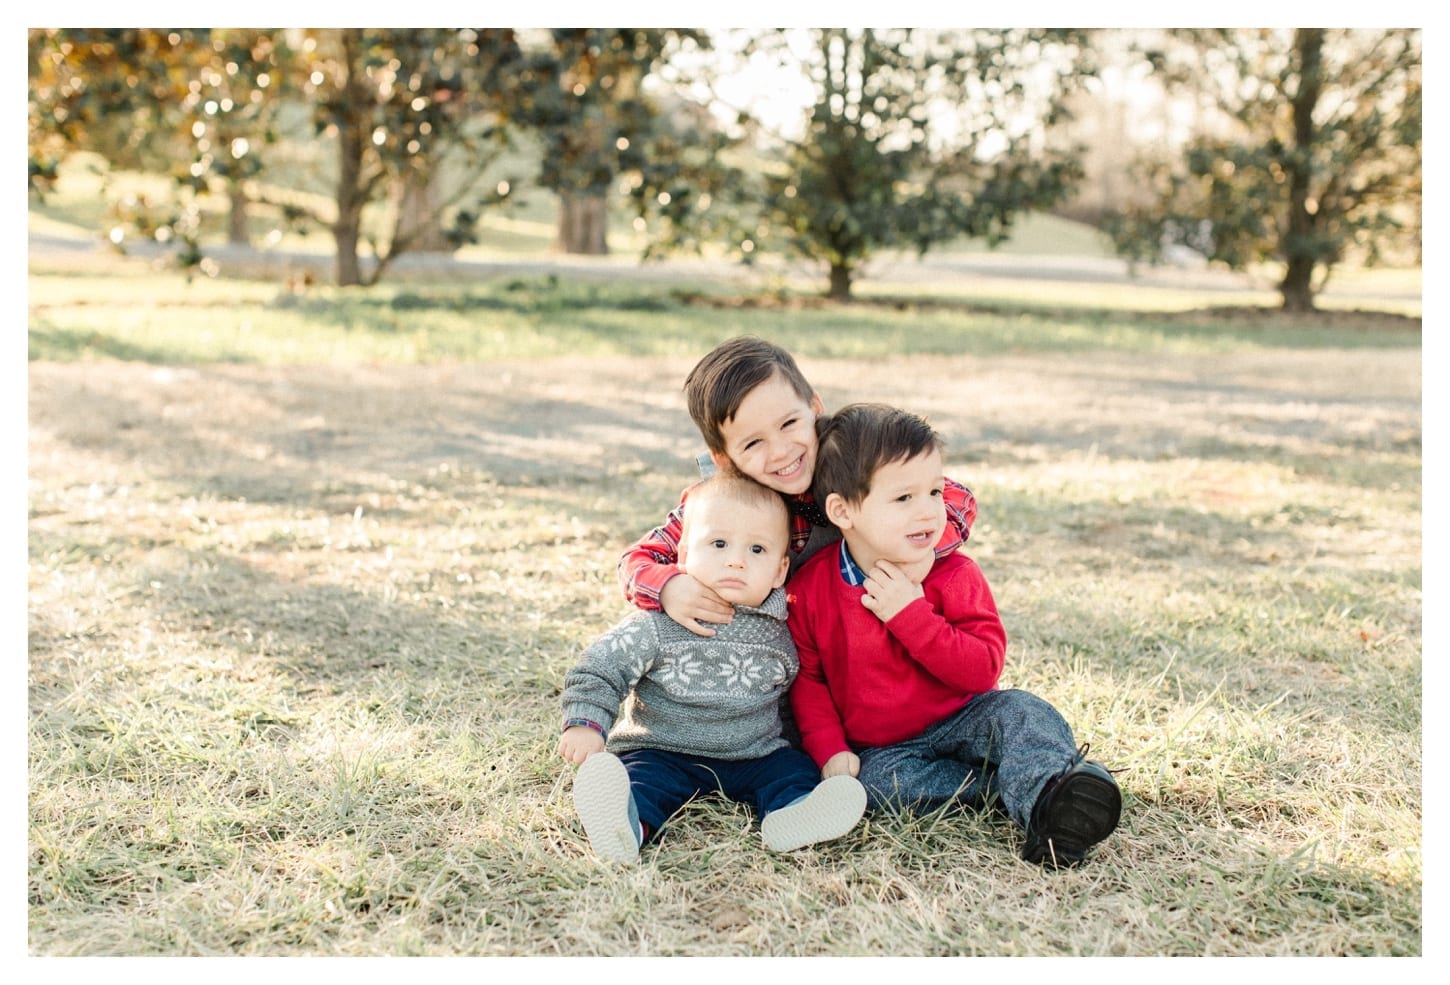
[618,336,977,636]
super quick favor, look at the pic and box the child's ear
[772,554,789,588]
[809,392,825,416]
[824,492,853,529]
[708,449,732,474]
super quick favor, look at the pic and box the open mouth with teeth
[772,456,806,480]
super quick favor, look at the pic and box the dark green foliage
[638,29,1098,300]
[29,28,535,285]
[29,28,292,269]
[299,28,535,285]
[1106,29,1421,312]
[512,29,710,255]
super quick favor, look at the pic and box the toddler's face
[831,448,946,578]
[712,371,824,497]
[680,495,790,609]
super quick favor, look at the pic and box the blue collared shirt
[838,541,868,586]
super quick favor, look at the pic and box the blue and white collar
[837,541,868,586]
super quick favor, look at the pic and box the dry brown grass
[28,330,1421,956]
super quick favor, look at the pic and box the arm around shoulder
[936,477,978,555]
[616,498,689,611]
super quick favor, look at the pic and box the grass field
[25,233,1422,958]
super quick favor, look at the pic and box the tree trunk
[332,29,368,287]
[227,180,250,245]
[556,193,609,254]
[1280,259,1317,313]
[1280,28,1326,313]
[334,201,363,287]
[396,171,454,253]
[828,262,853,301]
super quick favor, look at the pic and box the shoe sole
[573,753,640,863]
[1024,769,1121,867]
[761,774,867,852]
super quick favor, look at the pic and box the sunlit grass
[27,273,1421,955]
[28,150,1422,953]
[28,262,1420,369]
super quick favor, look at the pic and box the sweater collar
[735,586,789,621]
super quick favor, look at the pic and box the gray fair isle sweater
[560,588,797,761]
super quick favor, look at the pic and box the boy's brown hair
[812,403,942,506]
[682,336,815,454]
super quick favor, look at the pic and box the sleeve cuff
[564,718,607,737]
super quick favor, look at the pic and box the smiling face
[711,370,825,497]
[678,489,791,608]
[825,447,946,582]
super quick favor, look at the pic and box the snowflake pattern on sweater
[560,588,798,760]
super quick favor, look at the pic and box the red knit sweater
[786,546,1007,767]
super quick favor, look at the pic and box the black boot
[1021,750,1121,868]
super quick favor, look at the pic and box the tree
[517,29,708,255]
[182,31,295,246]
[643,28,1097,301]
[30,29,185,187]
[1106,29,1421,313]
[31,29,538,287]
[297,28,532,286]
[29,29,292,255]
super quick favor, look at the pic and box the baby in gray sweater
[559,472,866,863]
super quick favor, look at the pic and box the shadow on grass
[27,525,576,714]
[27,362,704,510]
[29,325,204,365]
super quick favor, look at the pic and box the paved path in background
[27,230,1422,307]
[24,229,1246,287]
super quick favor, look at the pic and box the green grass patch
[28,268,1420,367]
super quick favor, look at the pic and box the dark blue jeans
[856,689,1081,829]
[616,745,821,840]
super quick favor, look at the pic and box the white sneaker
[760,774,867,852]
[572,752,641,863]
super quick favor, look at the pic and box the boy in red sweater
[786,402,1122,867]
[618,336,977,636]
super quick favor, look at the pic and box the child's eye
[711,539,728,549]
[750,544,766,554]
[931,487,944,498]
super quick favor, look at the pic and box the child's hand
[822,751,860,779]
[660,573,735,636]
[558,725,606,765]
[860,560,924,622]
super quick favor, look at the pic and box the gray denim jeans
[855,688,1081,828]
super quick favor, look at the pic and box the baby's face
[680,495,790,608]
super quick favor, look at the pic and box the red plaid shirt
[618,477,978,612]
